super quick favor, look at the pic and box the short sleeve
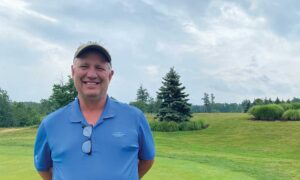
[138,113,155,160]
[34,122,53,171]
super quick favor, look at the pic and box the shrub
[149,121,179,132]
[280,103,300,110]
[149,120,204,132]
[248,104,284,120]
[179,121,203,131]
[282,109,300,121]
[280,103,293,111]
[291,103,300,109]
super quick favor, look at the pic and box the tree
[156,67,192,122]
[253,98,263,105]
[136,84,150,102]
[210,93,215,112]
[210,93,215,104]
[241,99,251,113]
[0,88,12,127]
[130,101,148,112]
[48,76,77,110]
[268,98,273,104]
[147,97,161,114]
[275,97,281,104]
[292,97,300,103]
[202,93,211,112]
[39,99,56,115]
[11,102,40,126]
[130,85,151,112]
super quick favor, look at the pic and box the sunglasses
[82,125,93,155]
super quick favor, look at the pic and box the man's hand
[38,168,52,180]
[138,159,154,179]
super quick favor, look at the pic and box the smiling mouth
[83,81,100,85]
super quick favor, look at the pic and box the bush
[291,103,300,109]
[149,120,205,132]
[179,121,203,131]
[248,104,284,120]
[280,103,293,111]
[149,121,178,132]
[280,103,300,110]
[282,109,300,121]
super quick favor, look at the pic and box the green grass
[1,113,300,179]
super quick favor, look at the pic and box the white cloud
[145,65,159,77]
[0,0,58,23]
[1,0,300,104]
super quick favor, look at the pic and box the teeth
[86,82,97,84]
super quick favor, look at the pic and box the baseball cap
[74,42,111,64]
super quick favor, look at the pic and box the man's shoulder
[110,99,143,115]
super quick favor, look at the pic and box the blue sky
[0,0,300,104]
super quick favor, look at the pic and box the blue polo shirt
[34,96,155,180]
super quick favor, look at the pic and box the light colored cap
[74,42,111,64]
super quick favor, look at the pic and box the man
[34,42,155,180]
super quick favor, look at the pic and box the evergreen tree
[130,85,150,112]
[263,97,269,104]
[202,93,211,112]
[268,98,273,104]
[156,67,192,122]
[275,97,281,104]
[241,99,251,113]
[210,93,215,112]
[210,93,215,104]
[136,84,149,102]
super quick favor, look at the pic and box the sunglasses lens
[83,126,92,137]
[82,140,91,154]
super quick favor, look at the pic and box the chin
[84,93,104,100]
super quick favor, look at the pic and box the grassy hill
[0,113,299,179]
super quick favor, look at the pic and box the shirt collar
[70,96,115,123]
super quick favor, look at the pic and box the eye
[96,66,106,71]
[79,65,89,69]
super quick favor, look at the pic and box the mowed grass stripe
[0,113,300,179]
[144,156,255,180]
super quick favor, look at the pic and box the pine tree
[136,84,149,103]
[275,97,281,104]
[202,93,211,112]
[130,85,150,112]
[241,99,251,113]
[156,67,192,122]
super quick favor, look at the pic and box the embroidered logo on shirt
[112,132,126,137]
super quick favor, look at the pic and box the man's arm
[38,168,52,180]
[138,159,154,179]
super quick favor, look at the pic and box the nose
[86,68,97,78]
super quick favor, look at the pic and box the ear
[71,65,75,78]
[109,70,114,81]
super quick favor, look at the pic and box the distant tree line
[191,95,300,113]
[2,67,300,127]
[0,88,40,127]
[0,76,77,127]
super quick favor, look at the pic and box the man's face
[71,52,114,101]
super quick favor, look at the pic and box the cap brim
[74,44,111,63]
